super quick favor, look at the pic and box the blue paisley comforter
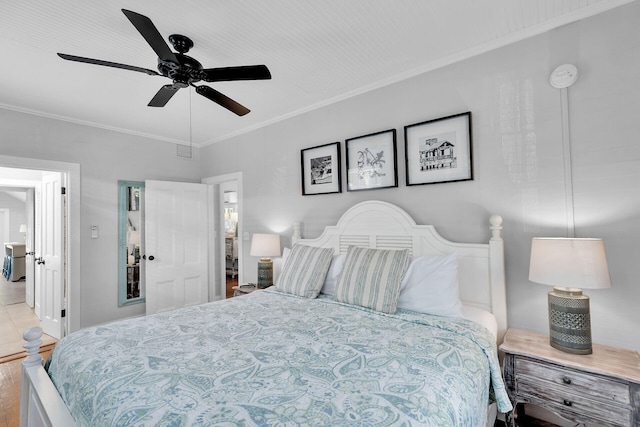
[47,290,512,426]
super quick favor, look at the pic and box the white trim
[201,172,244,299]
[201,0,635,146]
[0,102,187,146]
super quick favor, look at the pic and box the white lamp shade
[529,237,611,289]
[19,224,27,233]
[128,230,141,245]
[250,233,280,257]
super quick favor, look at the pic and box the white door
[25,188,35,308]
[145,180,209,315]
[39,172,65,339]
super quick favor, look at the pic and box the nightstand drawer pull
[562,377,572,385]
[563,399,572,407]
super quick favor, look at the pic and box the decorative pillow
[396,251,463,317]
[335,246,411,313]
[320,253,347,295]
[275,244,334,298]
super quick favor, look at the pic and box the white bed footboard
[20,327,76,427]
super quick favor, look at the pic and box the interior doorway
[201,172,243,300]
[0,156,80,337]
[222,181,238,298]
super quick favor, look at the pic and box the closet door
[145,180,209,315]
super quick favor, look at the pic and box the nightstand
[500,328,640,426]
[232,283,271,296]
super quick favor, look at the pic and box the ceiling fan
[57,9,271,116]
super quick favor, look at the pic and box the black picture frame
[345,129,398,192]
[301,141,342,195]
[404,112,473,186]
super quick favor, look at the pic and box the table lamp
[529,237,611,355]
[250,233,280,288]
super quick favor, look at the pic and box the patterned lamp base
[257,257,273,289]
[548,287,592,355]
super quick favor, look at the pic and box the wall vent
[176,144,192,159]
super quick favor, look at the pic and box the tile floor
[0,277,56,359]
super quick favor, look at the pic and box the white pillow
[396,251,463,317]
[281,247,291,265]
[320,253,346,295]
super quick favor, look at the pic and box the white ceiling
[0,0,633,147]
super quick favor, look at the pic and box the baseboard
[0,341,56,364]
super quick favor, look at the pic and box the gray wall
[0,109,201,326]
[0,192,27,243]
[200,3,640,351]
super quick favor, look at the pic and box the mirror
[118,180,145,306]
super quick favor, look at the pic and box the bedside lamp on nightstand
[529,237,611,355]
[250,233,280,289]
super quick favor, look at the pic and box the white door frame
[0,155,80,335]
[25,189,35,308]
[201,172,243,300]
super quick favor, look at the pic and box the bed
[20,200,512,426]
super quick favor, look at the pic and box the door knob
[148,255,155,261]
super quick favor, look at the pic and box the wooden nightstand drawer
[516,358,630,405]
[518,379,631,426]
[500,329,640,427]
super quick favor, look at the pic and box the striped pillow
[335,246,411,313]
[276,244,334,298]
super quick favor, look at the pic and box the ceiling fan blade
[57,53,160,76]
[148,84,180,107]
[121,9,177,63]
[195,85,250,116]
[201,65,271,82]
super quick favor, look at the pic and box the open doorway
[0,156,80,342]
[222,181,238,298]
[0,173,54,357]
[201,172,243,301]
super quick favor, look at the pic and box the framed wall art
[345,129,397,191]
[404,112,473,186]
[300,141,342,195]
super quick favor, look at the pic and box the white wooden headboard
[292,200,508,342]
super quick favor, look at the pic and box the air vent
[176,144,192,158]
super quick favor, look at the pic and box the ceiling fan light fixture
[168,34,194,54]
[57,9,271,116]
